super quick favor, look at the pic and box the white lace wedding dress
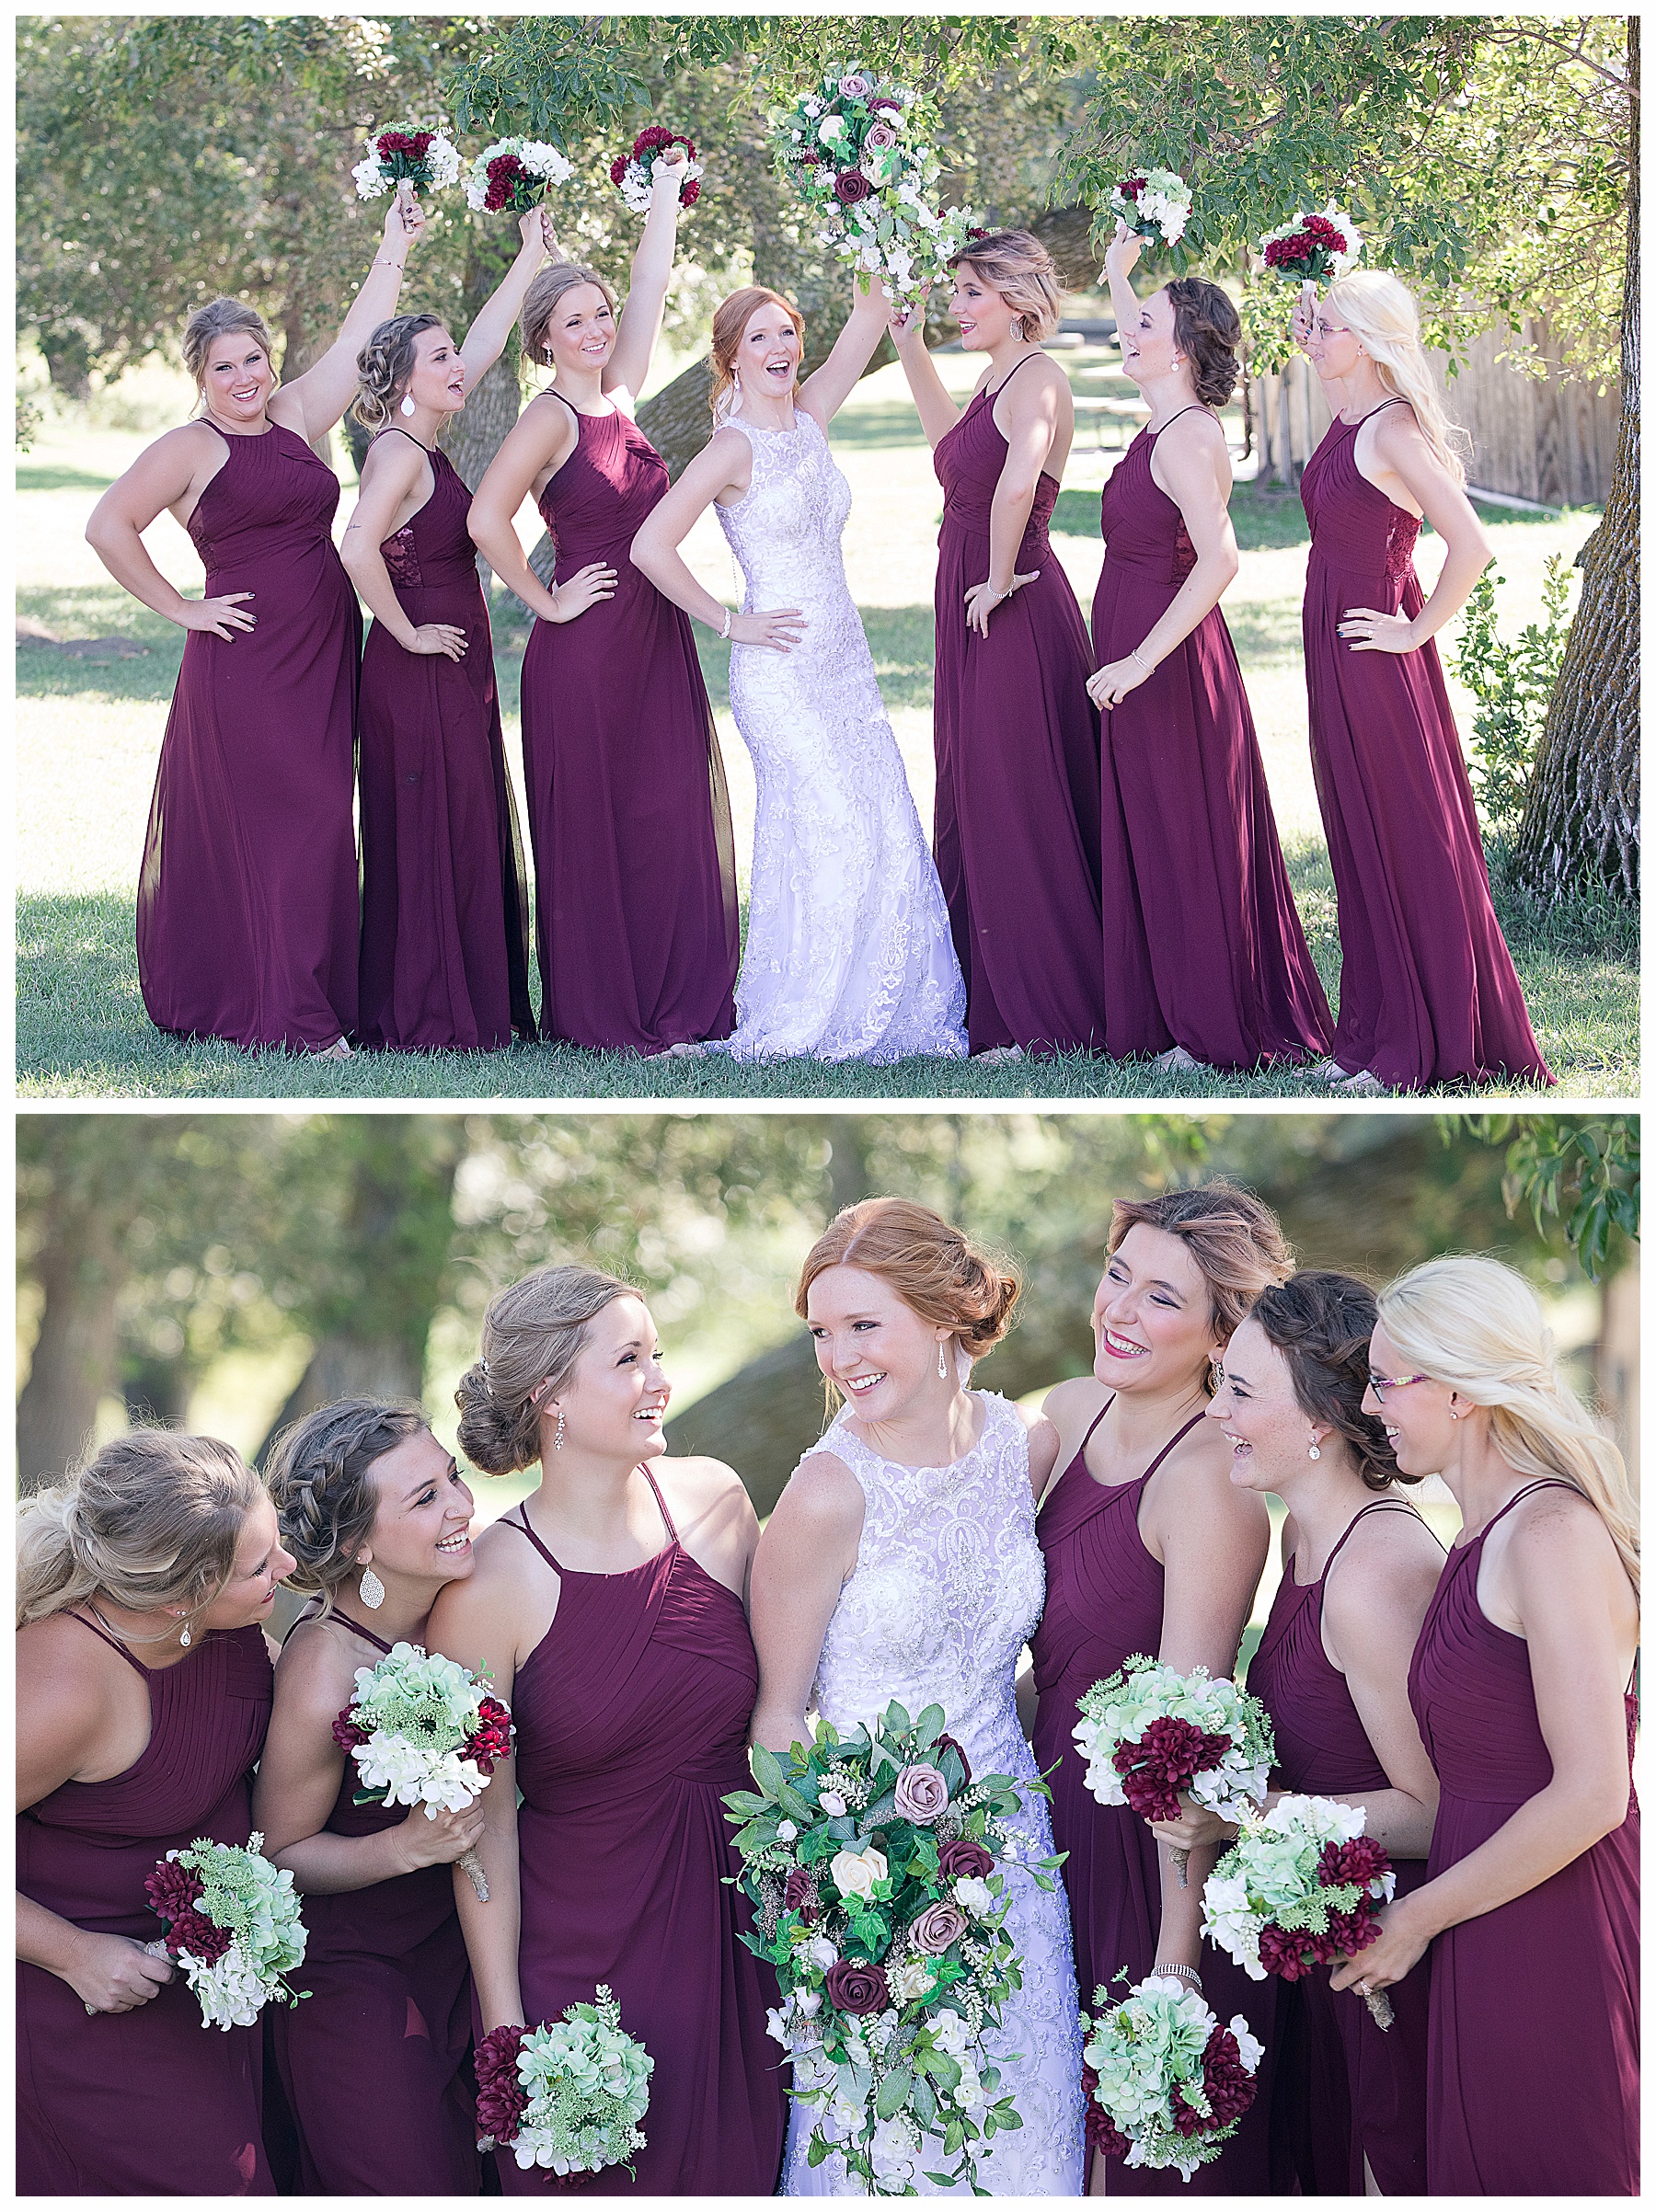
[778,1390,1087,2196]
[714,411,967,1063]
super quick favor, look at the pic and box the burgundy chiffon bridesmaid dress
[270,1612,479,2194]
[492,1471,785,2194]
[931,361,1108,1053]
[1094,416,1333,1069]
[1247,1499,1440,2195]
[357,430,535,1052]
[137,423,362,1051]
[17,1617,276,2194]
[521,398,738,1052]
[1299,401,1553,1090]
[1030,1404,1275,2193]
[1408,1480,1639,2194]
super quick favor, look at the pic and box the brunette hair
[454,1265,637,1475]
[1163,278,1243,407]
[181,297,275,407]
[948,229,1064,342]
[1109,1180,1294,1388]
[793,1198,1021,1370]
[17,1431,263,1633]
[709,285,806,423]
[520,262,617,372]
[353,312,445,433]
[1248,1272,1405,1490]
[264,1399,431,1613]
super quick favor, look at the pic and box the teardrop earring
[399,392,417,418]
[178,1618,192,1648]
[359,1564,385,1609]
[937,1340,949,1380]
[1307,1441,1322,1461]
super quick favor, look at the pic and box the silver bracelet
[1151,1962,1202,1987]
[720,608,733,640]
[1129,646,1156,676]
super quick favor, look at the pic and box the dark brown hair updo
[181,298,275,402]
[709,285,807,423]
[520,262,617,372]
[455,1265,637,1476]
[264,1399,431,1614]
[353,312,445,433]
[793,1198,1021,1363]
[1109,1179,1294,1390]
[1248,1272,1407,1491]
[949,229,1064,342]
[1164,278,1243,407]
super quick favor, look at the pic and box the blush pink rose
[911,1901,969,1955]
[892,1762,949,1824]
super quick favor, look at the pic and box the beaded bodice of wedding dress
[779,1390,1087,2195]
[714,409,967,1063]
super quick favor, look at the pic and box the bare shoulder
[772,1448,866,1534]
[1156,407,1230,483]
[704,423,755,499]
[1507,1481,1624,1575]
[1325,1501,1445,1624]
[661,1453,755,1526]
[1368,399,1424,457]
[1015,1404,1063,1499]
[271,1612,363,1720]
[1041,1373,1108,1446]
[1158,1414,1259,1517]
[357,430,427,490]
[17,1612,109,1706]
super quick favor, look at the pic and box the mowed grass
[17,350,1631,1099]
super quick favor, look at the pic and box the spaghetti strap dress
[1408,1478,1639,2193]
[138,421,362,1051]
[1247,1499,1440,2195]
[1093,412,1333,1068]
[1299,399,1552,1090]
[357,430,535,1052]
[491,1473,785,2193]
[1030,1402,1275,2193]
[931,358,1108,1053]
[17,1616,276,2195]
[270,1611,480,2194]
[520,395,739,1053]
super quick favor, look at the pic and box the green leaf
[876,2064,914,2120]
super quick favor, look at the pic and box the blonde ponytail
[1323,270,1470,486]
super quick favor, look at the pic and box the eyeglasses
[1368,1370,1428,1404]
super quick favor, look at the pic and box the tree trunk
[17,1223,127,1495]
[1512,16,1639,904]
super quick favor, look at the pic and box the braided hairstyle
[455,1266,637,1476]
[264,1399,430,1615]
[1164,279,1243,407]
[793,1198,1021,1393]
[353,313,445,433]
[1248,1272,1404,1490]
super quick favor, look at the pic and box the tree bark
[1512,15,1639,904]
[17,1223,127,1495]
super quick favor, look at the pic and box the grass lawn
[17,348,1632,1100]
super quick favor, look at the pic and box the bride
[630,284,966,1064]
[748,1198,1087,2195]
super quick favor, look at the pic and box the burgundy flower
[609,155,629,185]
[1081,2062,1133,2157]
[1114,1716,1232,1825]
[1317,1836,1391,1893]
[1168,2025,1257,2138]
[146,1858,234,1964]
[1257,1920,1314,1980]
[965,226,990,243]
[484,154,532,213]
[466,1697,515,1776]
[783,1868,820,1925]
[833,167,873,205]
[911,1901,968,1955]
[868,95,904,114]
[824,1959,889,2016]
[475,2023,529,2146]
[935,1734,972,1784]
[937,1837,994,1883]
[1323,1900,1383,1959]
[1116,176,1146,200]
[332,1707,371,1757]
[377,130,434,164]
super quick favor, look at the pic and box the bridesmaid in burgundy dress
[1030,1182,1288,2194]
[1157,1272,1443,2195]
[258,1402,486,2193]
[1328,1255,1639,2193]
[890,232,1107,1057]
[431,1266,786,2195]
[344,209,555,1052]
[17,1433,293,2194]
[1295,272,1552,1093]
[469,148,738,1054]
[1089,225,1332,1074]
[86,193,429,1056]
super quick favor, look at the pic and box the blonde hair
[794,1198,1021,1375]
[1322,270,1469,485]
[709,286,806,423]
[1110,1180,1294,1390]
[455,1265,636,1475]
[949,230,1064,343]
[182,298,275,407]
[520,263,617,372]
[1378,1255,1639,1598]
[353,313,444,433]
[265,1399,430,1615]
[17,1431,263,1633]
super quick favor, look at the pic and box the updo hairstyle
[264,1399,430,1613]
[708,285,807,423]
[793,1198,1021,1370]
[1164,278,1243,407]
[520,262,617,372]
[949,229,1064,342]
[455,1265,636,1476]
[1109,1179,1294,1390]
[353,312,444,432]
[1248,1271,1405,1490]
[181,298,275,407]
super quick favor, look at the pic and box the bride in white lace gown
[750,1199,1087,2195]
[631,285,966,1063]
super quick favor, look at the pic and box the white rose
[928,2008,970,2057]
[830,1844,887,1902]
[804,1934,840,1973]
[951,2062,986,2111]
[818,115,845,144]
[952,1875,995,1920]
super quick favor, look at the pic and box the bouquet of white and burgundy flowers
[333,1642,513,1902]
[726,1701,1059,2195]
[1259,203,1363,286]
[1082,1971,1262,2181]
[351,123,461,203]
[610,125,703,214]
[1201,1794,1397,2027]
[770,68,977,308]
[1109,167,1192,248]
[1074,1656,1273,1885]
[463,138,573,215]
[144,1833,307,2031]
[475,1988,653,2176]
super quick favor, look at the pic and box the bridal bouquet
[1201,1794,1397,2027]
[1081,1971,1262,2181]
[1259,204,1363,286]
[770,68,977,306]
[351,123,461,203]
[464,138,574,215]
[1109,168,1192,248]
[610,125,703,213]
[1073,1656,1273,1885]
[144,1833,307,2031]
[474,1989,653,2176]
[333,1642,513,1901]
[726,1701,1057,2195]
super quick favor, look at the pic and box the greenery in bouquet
[474,1988,653,2177]
[769,67,976,306]
[1073,1656,1274,1861]
[351,122,461,202]
[1108,167,1192,247]
[1081,1971,1262,2182]
[725,1700,1061,2194]
[1259,203,1363,286]
[463,137,573,215]
[145,1831,308,2031]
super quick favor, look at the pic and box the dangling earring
[554,1404,566,1451]
[937,1339,949,1380]
[1307,1440,1322,1461]
[399,393,417,418]
[359,1564,385,1610]
[177,1615,192,1647]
